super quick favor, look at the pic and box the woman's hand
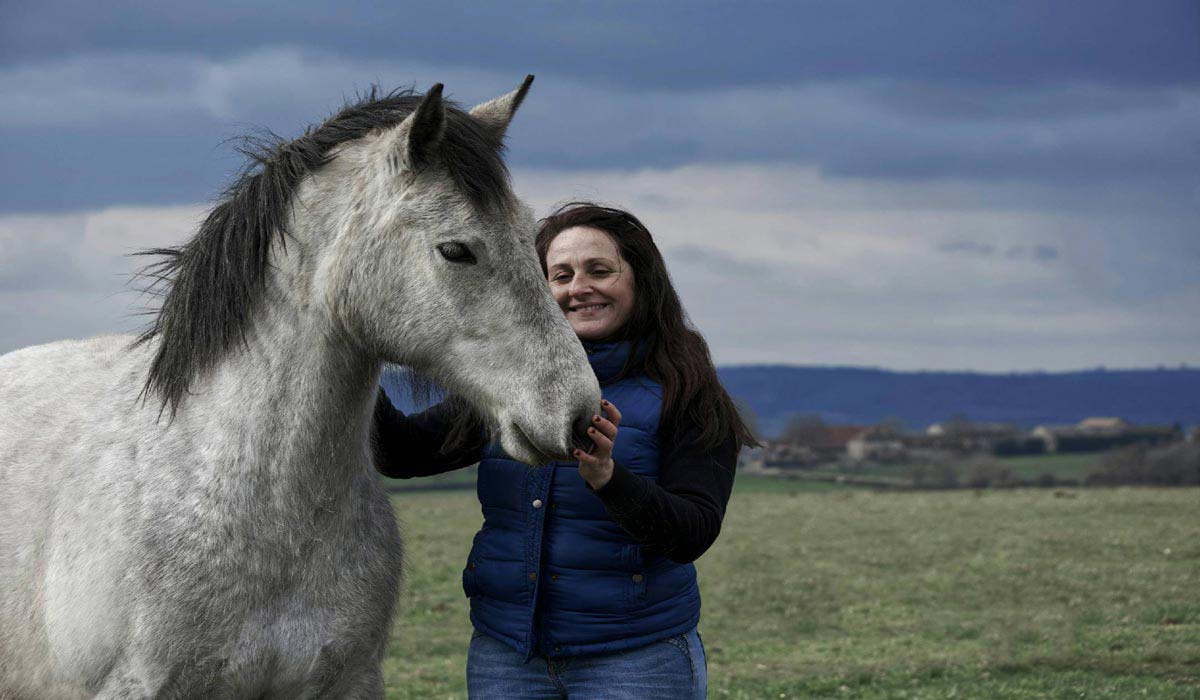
[574,399,622,490]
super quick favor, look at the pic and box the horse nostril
[571,415,595,454]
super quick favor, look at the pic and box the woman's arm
[589,418,738,564]
[371,387,485,478]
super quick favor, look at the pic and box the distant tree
[944,413,972,435]
[1146,443,1200,484]
[965,459,1017,488]
[910,462,960,489]
[1088,446,1147,485]
[780,413,828,446]
[1088,443,1200,486]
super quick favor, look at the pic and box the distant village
[742,415,1191,472]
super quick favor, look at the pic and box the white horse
[0,78,600,699]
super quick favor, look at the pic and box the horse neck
[196,283,381,511]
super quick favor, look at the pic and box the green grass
[731,473,867,494]
[831,452,1103,486]
[382,486,1200,699]
[993,453,1101,481]
[382,465,479,492]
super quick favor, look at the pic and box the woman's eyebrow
[549,255,615,269]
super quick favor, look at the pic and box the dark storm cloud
[937,240,1059,263]
[3,55,1197,213]
[0,125,241,212]
[939,240,996,257]
[1032,245,1059,261]
[3,1,1197,88]
[0,2,1197,213]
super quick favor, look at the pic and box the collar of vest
[581,338,650,383]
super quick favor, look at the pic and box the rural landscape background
[4,1,1199,698]
[380,361,1200,698]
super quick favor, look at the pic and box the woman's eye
[437,242,477,264]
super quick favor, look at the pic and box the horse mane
[135,86,511,413]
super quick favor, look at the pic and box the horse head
[302,78,601,464]
[138,78,598,464]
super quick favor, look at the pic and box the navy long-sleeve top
[371,389,738,564]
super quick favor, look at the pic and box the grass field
[988,453,1102,481]
[382,478,1199,698]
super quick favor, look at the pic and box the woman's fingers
[586,424,614,456]
[574,399,621,472]
[575,447,604,468]
[600,399,622,427]
[590,414,618,442]
[574,446,615,490]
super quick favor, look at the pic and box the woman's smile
[570,302,610,315]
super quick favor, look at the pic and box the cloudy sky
[2,1,1197,371]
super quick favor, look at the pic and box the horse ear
[469,75,534,139]
[392,83,446,171]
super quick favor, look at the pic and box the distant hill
[717,366,1200,438]
[382,365,1200,440]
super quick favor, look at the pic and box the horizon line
[716,362,1199,376]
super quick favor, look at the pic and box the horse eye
[437,242,477,264]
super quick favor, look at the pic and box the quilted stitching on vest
[464,340,702,658]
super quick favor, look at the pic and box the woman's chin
[572,322,618,341]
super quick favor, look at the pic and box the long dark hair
[536,202,758,450]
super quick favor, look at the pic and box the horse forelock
[135,86,514,413]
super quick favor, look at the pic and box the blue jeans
[467,628,708,699]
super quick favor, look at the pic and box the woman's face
[545,226,636,342]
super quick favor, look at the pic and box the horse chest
[135,488,401,692]
[218,599,354,696]
[156,503,400,627]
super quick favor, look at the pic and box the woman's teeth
[574,303,607,312]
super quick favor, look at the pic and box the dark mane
[135,86,511,413]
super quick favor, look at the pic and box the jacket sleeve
[371,387,485,479]
[590,420,738,564]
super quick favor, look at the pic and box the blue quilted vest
[462,340,701,659]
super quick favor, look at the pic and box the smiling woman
[373,202,758,699]
[546,224,637,341]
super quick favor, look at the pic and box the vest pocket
[620,544,648,609]
[623,570,648,609]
